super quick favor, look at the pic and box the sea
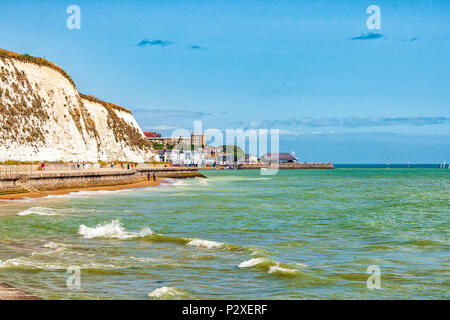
[0,167,448,299]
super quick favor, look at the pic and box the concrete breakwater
[238,163,335,169]
[0,167,204,194]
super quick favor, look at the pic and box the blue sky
[0,0,449,162]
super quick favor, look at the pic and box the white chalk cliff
[0,49,156,162]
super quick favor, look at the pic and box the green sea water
[0,169,448,299]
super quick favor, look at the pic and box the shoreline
[0,177,163,204]
[0,167,204,196]
[0,283,42,300]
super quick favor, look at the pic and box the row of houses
[144,132,206,148]
[144,132,298,167]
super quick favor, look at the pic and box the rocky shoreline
[0,283,42,300]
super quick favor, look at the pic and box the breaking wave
[78,220,232,251]
[78,219,153,239]
[238,257,270,268]
[43,189,131,199]
[17,207,64,216]
[31,242,69,257]
[43,241,65,249]
[148,286,186,299]
[170,179,208,187]
[268,263,299,275]
[0,256,117,271]
[186,239,223,249]
[237,257,303,277]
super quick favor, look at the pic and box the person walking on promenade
[110,162,114,168]
[121,161,124,169]
[153,172,156,182]
[127,163,130,170]
[82,161,86,170]
[76,161,80,170]
[147,173,151,181]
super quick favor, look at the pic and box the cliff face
[0,50,156,162]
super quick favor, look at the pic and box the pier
[238,163,335,170]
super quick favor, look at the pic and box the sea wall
[238,163,335,169]
[0,167,204,193]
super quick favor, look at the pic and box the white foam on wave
[170,178,207,187]
[42,189,129,200]
[148,286,184,299]
[31,242,69,257]
[268,263,298,274]
[0,198,33,203]
[170,180,197,186]
[17,207,62,216]
[0,256,116,270]
[78,219,152,240]
[186,239,223,249]
[43,242,61,249]
[238,257,268,268]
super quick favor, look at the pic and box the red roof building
[143,132,162,138]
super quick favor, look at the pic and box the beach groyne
[0,167,204,194]
[238,163,335,170]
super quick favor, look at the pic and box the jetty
[238,163,335,170]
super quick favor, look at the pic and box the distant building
[144,133,194,148]
[143,132,161,138]
[244,154,259,164]
[191,133,205,147]
[260,153,297,164]
[143,132,163,144]
[166,149,205,167]
[163,136,191,146]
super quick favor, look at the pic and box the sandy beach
[0,177,163,211]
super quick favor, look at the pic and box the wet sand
[0,283,42,300]
[0,177,163,211]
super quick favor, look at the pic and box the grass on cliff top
[0,48,76,87]
[79,94,131,114]
[0,48,132,115]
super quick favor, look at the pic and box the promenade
[0,165,204,195]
